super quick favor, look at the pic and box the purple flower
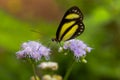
[16,41,51,61]
[60,39,92,60]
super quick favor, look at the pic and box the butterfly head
[51,38,60,42]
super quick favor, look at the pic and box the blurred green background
[0,0,120,80]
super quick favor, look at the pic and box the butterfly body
[52,6,85,42]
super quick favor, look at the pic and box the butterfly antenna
[30,29,41,34]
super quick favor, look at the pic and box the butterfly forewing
[61,24,79,41]
[55,6,84,42]
[64,6,83,20]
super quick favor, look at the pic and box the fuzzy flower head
[16,41,51,61]
[38,61,58,70]
[42,74,62,80]
[30,76,40,80]
[59,39,92,61]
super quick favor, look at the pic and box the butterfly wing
[56,6,85,42]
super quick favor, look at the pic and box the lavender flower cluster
[16,41,51,61]
[59,39,92,60]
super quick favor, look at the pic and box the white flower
[42,75,52,80]
[58,47,63,52]
[42,74,62,80]
[38,62,58,70]
[30,76,40,80]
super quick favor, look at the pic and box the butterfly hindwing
[55,6,84,42]
[70,21,85,39]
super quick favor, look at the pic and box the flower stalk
[32,63,37,80]
[63,60,75,80]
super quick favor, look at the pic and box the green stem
[63,60,75,80]
[32,63,37,80]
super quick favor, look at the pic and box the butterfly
[52,6,85,42]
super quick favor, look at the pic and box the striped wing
[56,6,85,42]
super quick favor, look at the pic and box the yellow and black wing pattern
[53,6,85,42]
